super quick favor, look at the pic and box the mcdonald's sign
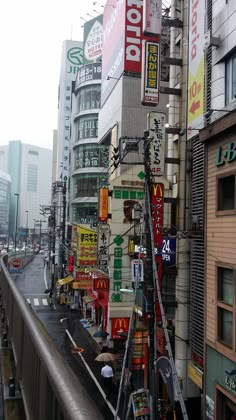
[111,317,130,339]
[94,278,109,290]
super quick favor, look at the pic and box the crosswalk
[25,296,51,308]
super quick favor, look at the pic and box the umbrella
[95,352,117,362]
[93,331,110,339]
[117,331,128,338]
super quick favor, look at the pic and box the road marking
[42,299,48,306]
[34,298,39,306]
[65,329,119,418]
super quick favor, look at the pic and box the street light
[14,193,19,254]
[25,211,29,256]
[120,288,151,314]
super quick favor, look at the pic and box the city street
[13,255,118,420]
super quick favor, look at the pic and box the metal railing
[0,255,103,420]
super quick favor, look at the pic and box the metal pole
[51,204,56,291]
[143,132,158,420]
[14,193,19,255]
[25,210,29,257]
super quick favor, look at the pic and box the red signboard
[152,183,164,322]
[101,0,154,105]
[98,188,109,222]
[93,277,109,290]
[111,317,130,339]
[68,255,74,273]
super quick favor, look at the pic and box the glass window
[27,164,38,192]
[74,144,109,169]
[226,51,236,104]
[76,115,98,141]
[73,173,108,198]
[218,175,235,211]
[217,267,235,349]
[77,85,101,113]
[73,203,98,224]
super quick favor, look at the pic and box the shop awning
[86,289,98,301]
[57,275,74,286]
[82,295,95,304]
[98,298,108,308]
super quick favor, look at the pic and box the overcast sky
[0,0,170,150]
[0,0,106,150]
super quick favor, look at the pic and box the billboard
[83,15,103,64]
[187,0,205,133]
[102,0,153,105]
[141,40,160,106]
[147,112,166,176]
[143,0,162,36]
[78,226,97,267]
[75,62,102,90]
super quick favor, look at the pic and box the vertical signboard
[98,188,109,223]
[78,226,97,267]
[141,40,160,106]
[97,223,109,273]
[187,0,205,133]
[152,183,164,322]
[143,0,162,37]
[147,112,166,176]
[83,15,103,64]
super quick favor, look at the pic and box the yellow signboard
[188,361,203,389]
[78,226,97,267]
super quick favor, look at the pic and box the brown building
[200,112,236,419]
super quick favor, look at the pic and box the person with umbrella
[101,362,116,400]
[93,330,110,353]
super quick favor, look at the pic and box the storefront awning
[86,289,98,301]
[98,298,108,308]
[57,275,74,286]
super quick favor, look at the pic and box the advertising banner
[75,62,102,89]
[143,0,162,36]
[147,112,166,176]
[131,389,150,417]
[131,259,144,287]
[78,226,97,267]
[83,15,103,64]
[187,0,205,133]
[98,188,109,222]
[97,223,109,272]
[141,40,160,106]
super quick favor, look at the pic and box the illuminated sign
[78,226,97,267]
[112,317,130,339]
[141,40,160,106]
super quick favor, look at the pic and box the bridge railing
[0,255,103,420]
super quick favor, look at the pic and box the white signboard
[143,0,162,37]
[131,259,144,286]
[147,112,166,176]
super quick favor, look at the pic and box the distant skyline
[0,0,106,150]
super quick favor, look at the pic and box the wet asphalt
[13,255,118,420]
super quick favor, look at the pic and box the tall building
[0,171,11,242]
[0,141,52,236]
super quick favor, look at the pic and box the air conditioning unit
[122,140,139,154]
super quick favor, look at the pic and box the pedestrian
[101,363,115,400]
[101,336,109,353]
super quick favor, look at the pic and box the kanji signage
[78,226,97,267]
[143,0,162,37]
[148,112,166,176]
[152,182,164,322]
[98,188,109,223]
[97,223,109,273]
[141,40,160,106]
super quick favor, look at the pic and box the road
[13,255,118,420]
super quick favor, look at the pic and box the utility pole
[61,181,66,278]
[143,131,158,420]
[51,204,56,292]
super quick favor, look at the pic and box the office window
[217,267,235,348]
[226,51,236,104]
[27,164,38,192]
[217,174,235,211]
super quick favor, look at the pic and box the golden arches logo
[114,318,127,329]
[95,279,107,289]
[152,183,164,197]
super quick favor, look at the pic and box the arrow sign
[190,100,200,114]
